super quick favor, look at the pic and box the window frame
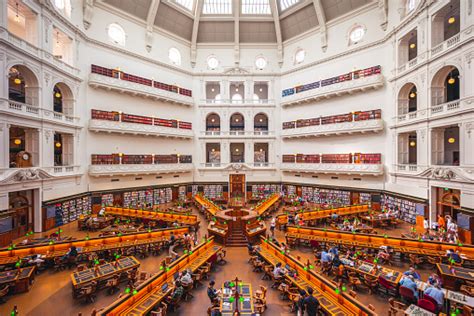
[107,23,126,46]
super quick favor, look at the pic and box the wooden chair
[426,256,441,268]
[399,286,416,305]
[127,269,138,287]
[362,275,378,295]
[0,284,10,304]
[53,257,66,272]
[76,264,87,272]
[368,304,376,312]
[254,285,267,301]
[348,290,357,298]
[105,275,120,295]
[262,265,273,280]
[254,297,266,314]
[347,272,362,291]
[78,281,98,303]
[183,283,194,301]
[199,262,211,280]
[388,298,406,316]
[138,271,149,283]
[217,249,227,265]
[408,254,423,269]
[150,302,167,316]
[192,270,203,288]
[462,305,473,316]
[460,284,474,296]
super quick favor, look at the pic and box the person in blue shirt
[447,249,462,263]
[320,249,333,266]
[403,266,421,280]
[424,284,444,309]
[399,275,419,299]
[329,246,339,257]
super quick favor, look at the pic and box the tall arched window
[169,47,182,66]
[108,23,126,46]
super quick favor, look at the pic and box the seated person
[329,246,338,257]
[273,262,287,280]
[424,284,444,309]
[447,249,462,263]
[28,254,45,268]
[320,249,332,264]
[63,246,78,261]
[247,242,255,254]
[168,281,184,303]
[180,270,193,287]
[98,208,106,217]
[207,280,220,303]
[377,246,391,262]
[427,273,442,287]
[399,275,419,299]
[403,266,421,280]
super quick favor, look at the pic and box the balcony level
[197,162,276,171]
[89,110,193,139]
[282,110,383,139]
[88,65,193,107]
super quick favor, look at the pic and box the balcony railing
[201,131,275,138]
[280,162,383,175]
[89,163,194,177]
[0,99,79,126]
[202,99,274,105]
[199,163,276,170]
[430,33,461,57]
[431,99,461,116]
[393,164,428,173]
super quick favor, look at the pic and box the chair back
[423,294,439,310]
[378,276,393,289]
[399,286,415,300]
[0,284,9,296]
[417,299,436,313]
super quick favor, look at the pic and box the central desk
[0,266,35,293]
[220,281,254,316]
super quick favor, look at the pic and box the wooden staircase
[226,227,247,247]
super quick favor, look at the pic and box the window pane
[174,0,194,11]
[242,0,271,15]
[280,0,299,11]
[203,0,232,14]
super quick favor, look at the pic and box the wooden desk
[0,227,188,266]
[220,282,254,316]
[71,256,139,289]
[437,263,474,290]
[360,215,396,227]
[404,304,436,316]
[340,258,402,285]
[100,238,222,316]
[105,207,199,227]
[208,222,229,245]
[277,205,370,225]
[0,266,35,293]
[252,193,281,216]
[244,222,266,243]
[285,226,474,262]
[256,238,375,316]
[194,194,221,216]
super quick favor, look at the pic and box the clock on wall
[16,151,32,168]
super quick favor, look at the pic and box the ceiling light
[14,78,21,85]
[409,43,416,49]
[14,138,22,145]
[259,118,263,122]
[55,142,62,148]
[235,118,239,122]
[409,92,416,99]
[448,137,455,144]
[55,92,61,98]
[235,88,239,92]
[211,88,215,92]
[259,148,263,152]
[235,148,239,152]
[448,16,455,24]
[211,148,215,152]
[259,88,263,92]
[409,141,416,147]
[211,118,215,122]
[448,77,455,85]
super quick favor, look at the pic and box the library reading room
[0,0,473,315]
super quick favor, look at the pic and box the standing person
[169,232,178,259]
[270,217,276,237]
[296,289,306,316]
[304,287,320,316]
[437,214,446,231]
[207,280,220,303]
[423,217,430,234]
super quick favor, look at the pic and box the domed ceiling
[98,0,374,43]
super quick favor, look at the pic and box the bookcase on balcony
[321,154,352,164]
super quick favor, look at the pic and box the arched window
[254,113,268,131]
[214,94,222,104]
[53,82,74,115]
[108,23,126,46]
[8,65,39,106]
[253,94,260,104]
[54,0,72,17]
[169,47,182,66]
[230,113,244,131]
[206,113,220,131]
[231,93,243,104]
[294,48,305,64]
[431,65,460,106]
[349,25,365,45]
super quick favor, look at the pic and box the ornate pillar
[42,129,54,167]
[0,123,9,169]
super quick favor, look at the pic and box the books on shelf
[300,187,351,206]
[54,196,91,226]
[122,113,153,125]
[154,188,172,205]
[282,153,381,164]
[282,109,382,129]
[204,185,223,199]
[91,109,119,121]
[101,194,114,206]
[321,154,352,164]
[178,186,186,199]
[192,185,199,197]
[252,184,281,198]
[382,194,417,224]
[359,193,372,205]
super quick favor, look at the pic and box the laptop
[173,272,180,280]
[161,283,169,293]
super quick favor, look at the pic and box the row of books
[55,196,91,226]
[90,154,192,165]
[301,187,351,206]
[381,194,417,224]
[282,153,382,164]
[91,65,192,97]
[91,110,192,130]
[203,185,223,199]
[282,109,382,129]
[252,185,281,197]
[281,65,381,97]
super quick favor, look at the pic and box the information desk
[100,238,222,316]
[252,193,281,216]
[285,226,474,262]
[256,237,375,316]
[244,222,266,243]
[0,227,188,266]
[0,266,35,293]
[71,256,140,293]
[437,263,474,290]
[105,207,199,227]
[277,205,370,225]
[208,222,229,245]
[220,281,254,316]
[194,194,221,216]
[340,258,401,285]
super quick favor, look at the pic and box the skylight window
[279,0,300,11]
[242,0,271,15]
[203,0,232,14]
[173,0,194,11]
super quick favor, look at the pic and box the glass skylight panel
[279,0,300,11]
[173,0,194,11]
[242,0,271,15]
[203,0,232,14]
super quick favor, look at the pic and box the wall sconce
[55,92,61,98]
[448,77,456,85]
[14,78,22,85]
[448,16,455,24]
[409,43,416,49]
[235,148,239,152]
[409,141,416,147]
[14,138,22,145]
[409,92,416,99]
[55,142,62,148]
[448,137,456,144]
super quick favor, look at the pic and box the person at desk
[270,217,276,237]
[423,217,430,234]
[399,275,419,299]
[62,246,78,261]
[320,249,332,264]
[304,287,320,316]
[329,246,338,257]
[273,262,287,280]
[98,207,106,217]
[166,280,184,309]
[207,280,220,303]
[447,249,462,263]
[294,213,300,225]
[180,270,193,287]
[28,254,45,270]
[403,266,421,280]
[424,284,444,309]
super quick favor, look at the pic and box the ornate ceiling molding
[0,168,53,185]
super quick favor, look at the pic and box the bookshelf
[281,65,381,97]
[283,153,381,164]
[252,184,280,198]
[321,154,352,164]
[286,185,296,196]
[178,186,186,199]
[192,185,199,197]
[204,185,223,199]
[354,153,382,164]
[154,188,172,205]
[91,65,192,97]
[382,194,417,224]
[101,194,114,206]
[282,155,296,163]
[359,193,372,205]
[54,195,91,226]
[315,188,351,207]
[91,154,192,165]
[302,186,315,202]
[122,113,153,125]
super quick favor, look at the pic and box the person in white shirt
[270,217,276,237]
[294,213,300,224]
[98,208,105,217]
[423,217,430,233]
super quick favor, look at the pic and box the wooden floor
[0,204,432,316]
